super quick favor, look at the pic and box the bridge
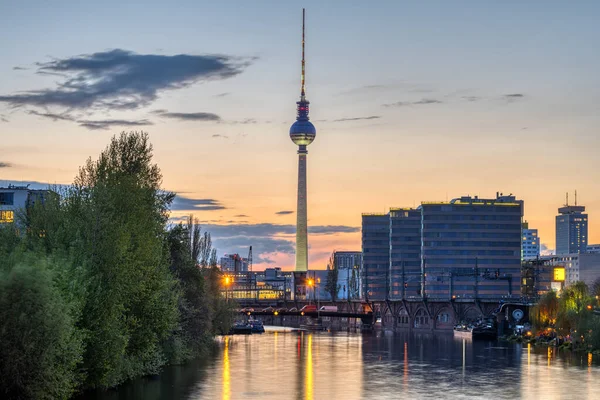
[235,297,534,332]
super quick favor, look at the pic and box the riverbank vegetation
[0,132,234,399]
[527,280,600,353]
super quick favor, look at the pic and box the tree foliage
[0,131,232,398]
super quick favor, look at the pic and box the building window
[0,210,14,223]
[0,193,14,206]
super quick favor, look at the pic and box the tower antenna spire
[301,8,306,100]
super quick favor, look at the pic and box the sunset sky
[1,1,599,269]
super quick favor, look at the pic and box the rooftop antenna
[301,8,306,101]
[575,190,578,206]
[566,192,569,206]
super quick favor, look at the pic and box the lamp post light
[224,275,233,302]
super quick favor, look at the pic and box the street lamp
[224,275,233,302]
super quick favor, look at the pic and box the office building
[389,208,422,299]
[361,193,523,301]
[361,214,390,300]
[421,194,523,299]
[546,253,600,287]
[556,201,588,255]
[587,244,600,254]
[219,254,249,273]
[521,221,540,260]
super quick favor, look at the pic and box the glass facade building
[361,194,523,301]
[389,208,422,299]
[361,214,390,300]
[421,195,523,299]
[555,205,588,255]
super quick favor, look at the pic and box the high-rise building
[389,208,422,299]
[289,9,316,272]
[361,214,389,300]
[219,254,249,273]
[521,221,540,260]
[555,199,588,255]
[421,194,523,299]
[361,193,523,301]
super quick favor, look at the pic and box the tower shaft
[295,147,308,271]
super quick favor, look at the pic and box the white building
[547,253,600,286]
[0,184,52,225]
[521,222,540,261]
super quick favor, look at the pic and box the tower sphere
[290,118,316,146]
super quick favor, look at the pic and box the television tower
[289,8,316,272]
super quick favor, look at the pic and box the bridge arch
[434,307,455,328]
[397,307,410,328]
[413,308,431,329]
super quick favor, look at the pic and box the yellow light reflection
[223,337,230,400]
[527,343,531,369]
[588,352,593,369]
[305,334,313,400]
[547,346,552,367]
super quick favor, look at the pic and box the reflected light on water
[589,352,593,369]
[222,336,230,400]
[403,341,408,390]
[305,334,313,400]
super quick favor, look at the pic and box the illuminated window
[0,210,14,223]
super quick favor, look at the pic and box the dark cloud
[212,134,229,139]
[413,98,442,105]
[503,93,525,103]
[203,223,359,263]
[214,92,230,97]
[172,195,226,211]
[234,214,249,218]
[383,98,443,107]
[462,96,481,102]
[0,115,8,123]
[0,162,12,168]
[0,49,254,111]
[230,118,257,125]
[27,110,150,131]
[12,66,28,71]
[275,210,294,215]
[204,223,359,238]
[28,110,75,121]
[333,116,381,122]
[77,119,152,131]
[152,109,221,122]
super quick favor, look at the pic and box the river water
[81,329,600,400]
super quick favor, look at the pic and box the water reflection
[80,330,600,399]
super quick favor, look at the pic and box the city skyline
[1,1,600,270]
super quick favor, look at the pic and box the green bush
[0,260,83,399]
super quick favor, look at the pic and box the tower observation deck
[289,9,316,272]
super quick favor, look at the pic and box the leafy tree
[531,290,559,331]
[0,256,83,399]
